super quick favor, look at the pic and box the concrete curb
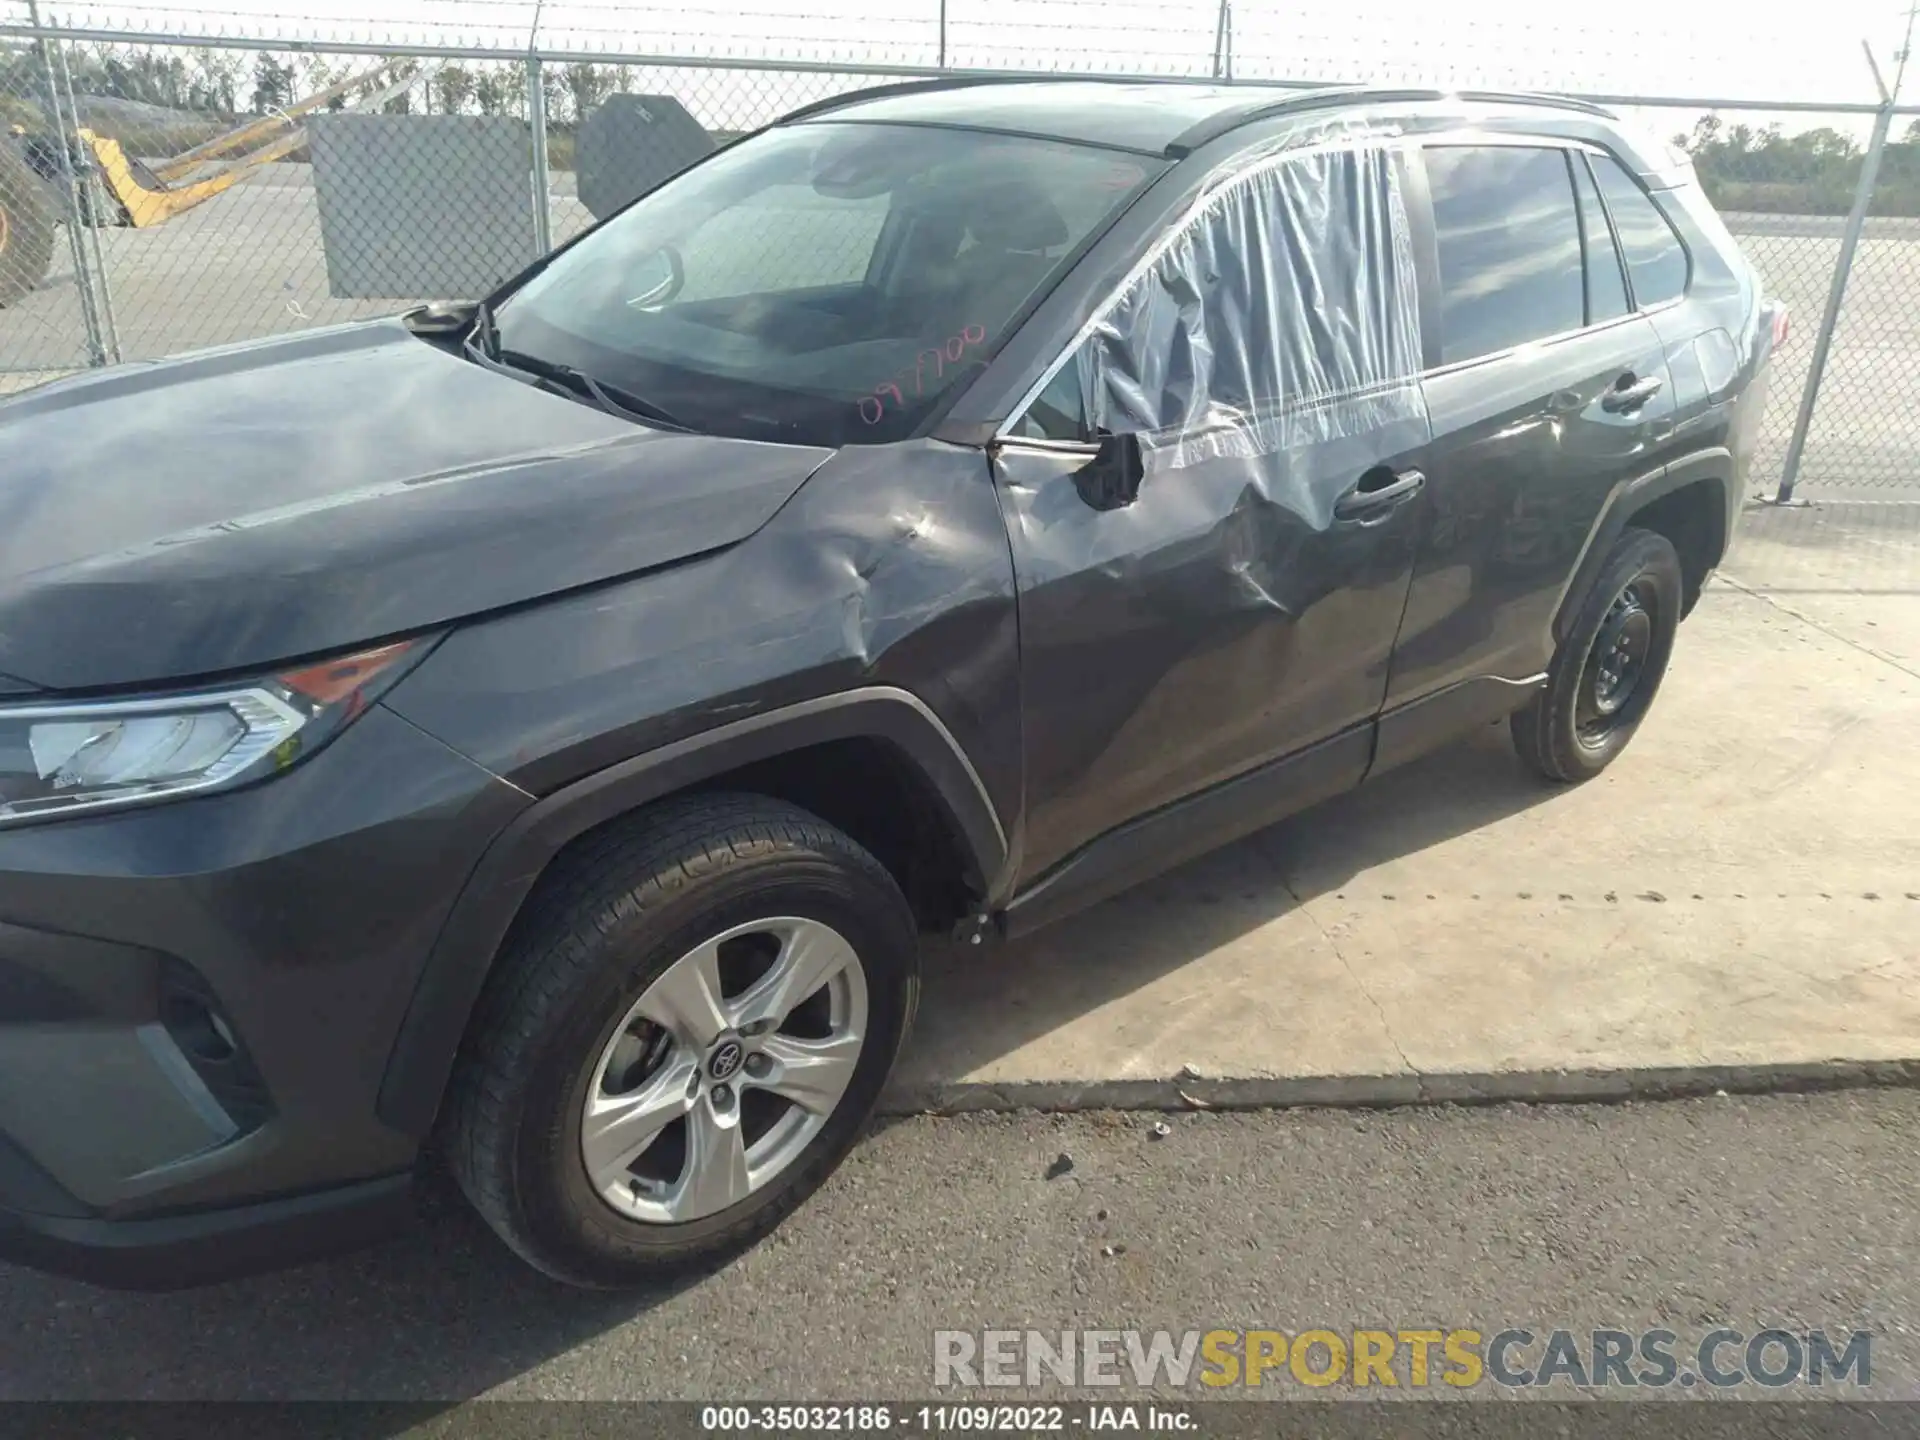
[879,1059,1920,1116]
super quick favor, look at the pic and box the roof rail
[1164,85,1618,155]
[774,76,1618,151]
[1456,88,1618,118]
[775,73,1159,126]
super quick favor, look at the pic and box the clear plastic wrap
[1074,142,1427,471]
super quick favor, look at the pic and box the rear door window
[1590,154,1689,307]
[1423,145,1585,365]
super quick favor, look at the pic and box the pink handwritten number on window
[860,325,988,425]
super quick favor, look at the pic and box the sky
[5,0,1917,132]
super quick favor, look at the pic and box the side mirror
[1073,430,1146,512]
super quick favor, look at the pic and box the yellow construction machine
[1,60,409,305]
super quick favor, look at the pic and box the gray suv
[0,80,1779,1289]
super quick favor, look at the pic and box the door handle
[1601,374,1664,414]
[1334,467,1425,521]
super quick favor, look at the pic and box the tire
[0,141,56,309]
[445,792,919,1287]
[1512,526,1683,783]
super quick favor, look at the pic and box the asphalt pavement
[4,1088,1919,1407]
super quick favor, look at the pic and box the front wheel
[444,793,919,1287]
[1513,526,1682,783]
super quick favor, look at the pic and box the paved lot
[2,1090,1916,1404]
[3,168,1919,493]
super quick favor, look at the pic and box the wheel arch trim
[1548,446,1731,649]
[374,686,1008,1139]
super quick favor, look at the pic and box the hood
[0,321,834,691]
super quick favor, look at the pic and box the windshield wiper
[494,347,693,433]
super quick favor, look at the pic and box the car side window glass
[1590,154,1689,307]
[1065,144,1426,470]
[1012,355,1088,442]
[1424,145,1584,365]
[1572,153,1630,325]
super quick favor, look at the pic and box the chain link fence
[2,6,1919,498]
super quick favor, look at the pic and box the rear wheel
[1513,526,1682,782]
[445,793,919,1287]
[0,141,56,308]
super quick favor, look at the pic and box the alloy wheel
[579,916,868,1224]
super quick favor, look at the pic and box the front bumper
[0,702,528,1286]
[0,1169,416,1290]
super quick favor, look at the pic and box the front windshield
[495,121,1160,447]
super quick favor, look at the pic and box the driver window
[1066,144,1425,470]
[1011,356,1088,442]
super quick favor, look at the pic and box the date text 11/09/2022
[701,1406,1194,1432]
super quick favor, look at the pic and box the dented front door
[994,419,1428,881]
[992,141,1436,881]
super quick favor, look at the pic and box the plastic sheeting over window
[1075,143,1426,471]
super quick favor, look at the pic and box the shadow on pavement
[0,1177,688,1401]
[907,718,1556,1089]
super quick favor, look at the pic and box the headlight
[0,638,429,827]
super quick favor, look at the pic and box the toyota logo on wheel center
[708,1040,745,1081]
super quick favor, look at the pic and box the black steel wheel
[1513,526,1683,782]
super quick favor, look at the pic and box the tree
[562,61,612,123]
[434,64,475,116]
[381,60,420,115]
[102,50,191,109]
[249,52,296,115]
[473,69,510,116]
[189,48,242,116]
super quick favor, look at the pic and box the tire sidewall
[1544,529,1683,778]
[509,846,916,1275]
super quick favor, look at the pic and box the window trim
[997,433,1100,459]
[1570,149,1630,328]
[1003,352,1093,446]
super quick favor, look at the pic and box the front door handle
[1334,467,1425,522]
[1601,374,1664,414]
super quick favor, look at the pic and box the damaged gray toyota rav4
[0,80,1780,1288]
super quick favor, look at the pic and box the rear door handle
[1601,375,1664,414]
[1334,467,1425,521]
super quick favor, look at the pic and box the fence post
[938,0,947,69]
[55,27,118,363]
[526,54,553,256]
[1212,0,1232,82]
[27,7,106,368]
[1774,100,1894,503]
